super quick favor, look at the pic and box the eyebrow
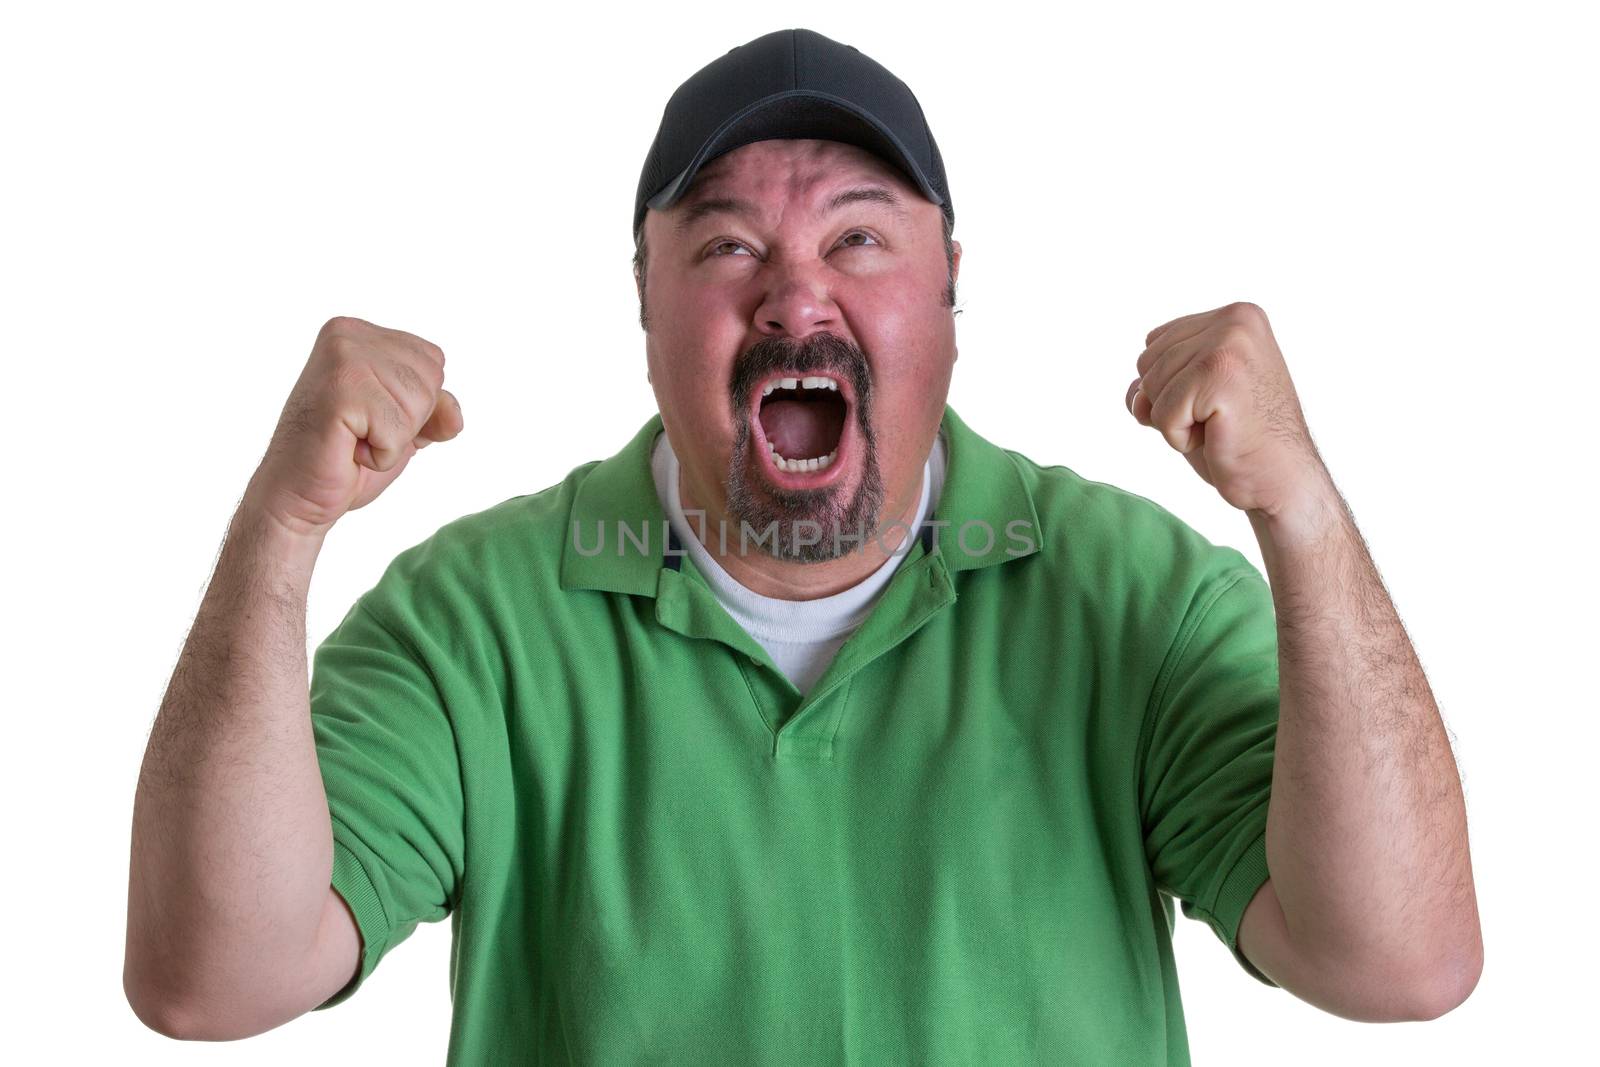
[673,184,909,237]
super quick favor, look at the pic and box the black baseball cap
[633,28,954,242]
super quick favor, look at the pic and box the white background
[4,0,1593,1062]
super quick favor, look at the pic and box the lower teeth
[770,448,836,473]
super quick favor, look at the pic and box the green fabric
[308,404,1281,1064]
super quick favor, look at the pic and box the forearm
[125,486,334,1025]
[1248,471,1482,1000]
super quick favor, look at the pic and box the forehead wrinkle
[672,182,911,239]
[824,185,909,220]
[672,195,763,238]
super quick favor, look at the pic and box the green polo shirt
[309,404,1282,1064]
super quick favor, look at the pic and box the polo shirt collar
[931,404,1043,573]
[558,403,1042,597]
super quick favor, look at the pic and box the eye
[836,230,881,249]
[704,231,882,259]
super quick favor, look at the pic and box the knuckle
[421,357,445,390]
[329,356,371,394]
[387,393,414,434]
[1220,322,1254,352]
[1148,389,1173,422]
[321,331,360,370]
[320,315,362,340]
[1228,300,1265,324]
[1199,346,1239,380]
[367,395,408,445]
[390,361,430,416]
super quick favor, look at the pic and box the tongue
[761,398,840,459]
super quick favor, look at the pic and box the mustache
[729,332,872,420]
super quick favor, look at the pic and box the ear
[951,238,962,284]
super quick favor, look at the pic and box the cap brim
[644,90,945,217]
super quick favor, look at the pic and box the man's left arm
[1128,302,1483,1023]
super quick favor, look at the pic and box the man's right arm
[123,316,464,1039]
[124,501,359,1039]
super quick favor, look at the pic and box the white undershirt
[651,428,948,695]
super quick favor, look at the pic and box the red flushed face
[639,138,961,564]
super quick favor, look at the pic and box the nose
[752,262,837,340]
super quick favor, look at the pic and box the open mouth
[751,371,853,485]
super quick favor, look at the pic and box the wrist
[1248,470,1347,552]
[232,488,328,578]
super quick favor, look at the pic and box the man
[124,27,1482,1065]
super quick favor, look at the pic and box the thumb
[1126,378,1151,424]
[417,388,464,446]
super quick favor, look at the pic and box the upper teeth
[762,375,839,397]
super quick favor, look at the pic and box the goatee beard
[726,332,885,564]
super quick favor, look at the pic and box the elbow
[1404,935,1484,1022]
[125,974,202,1041]
[125,944,184,1039]
[125,979,259,1042]
[1289,926,1483,1023]
[124,949,313,1041]
[124,961,246,1042]
[125,937,209,1040]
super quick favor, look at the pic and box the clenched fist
[243,316,464,538]
[1125,301,1330,523]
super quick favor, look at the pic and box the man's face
[640,138,961,563]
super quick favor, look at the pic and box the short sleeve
[1140,559,1281,987]
[308,594,466,1009]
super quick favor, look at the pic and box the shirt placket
[652,540,957,761]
